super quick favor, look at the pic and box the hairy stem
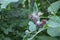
[28,28,46,40]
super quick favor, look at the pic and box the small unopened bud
[25,30,29,33]
[25,30,30,34]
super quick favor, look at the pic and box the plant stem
[28,28,46,40]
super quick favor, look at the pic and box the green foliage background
[0,0,60,40]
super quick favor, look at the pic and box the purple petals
[39,20,46,27]
[29,11,46,27]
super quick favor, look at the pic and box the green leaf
[47,20,60,27]
[47,27,60,37]
[47,16,60,36]
[48,1,60,13]
[0,0,19,9]
[4,28,13,34]
[28,21,37,32]
[35,35,58,40]
[4,37,11,40]
[28,21,34,26]
[47,16,60,27]
[33,2,38,12]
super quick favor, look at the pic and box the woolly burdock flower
[39,20,46,27]
[35,20,46,27]
[29,11,46,27]
[29,14,38,23]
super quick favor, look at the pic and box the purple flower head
[39,20,46,27]
[32,17,38,23]
[29,13,39,23]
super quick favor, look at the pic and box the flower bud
[25,30,30,34]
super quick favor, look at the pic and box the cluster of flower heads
[29,11,46,27]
